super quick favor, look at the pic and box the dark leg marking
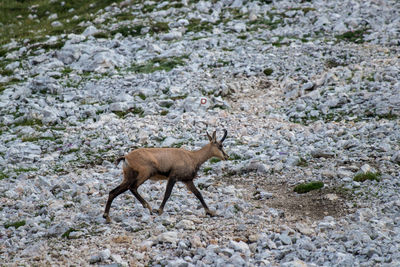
[103,183,130,222]
[185,180,215,216]
[157,178,176,215]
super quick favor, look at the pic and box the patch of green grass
[0,171,9,180]
[353,172,380,182]
[21,136,58,142]
[111,24,144,37]
[365,74,375,82]
[114,12,136,21]
[325,59,347,68]
[170,94,188,100]
[209,158,221,164]
[203,167,212,175]
[173,142,185,148]
[263,68,273,76]
[0,0,124,46]
[93,32,110,39]
[0,68,14,77]
[229,153,241,160]
[150,21,170,34]
[40,40,65,51]
[13,118,42,127]
[377,113,398,120]
[161,2,184,10]
[247,15,284,31]
[143,4,157,13]
[112,107,144,118]
[61,148,79,155]
[129,55,187,74]
[296,157,309,167]
[186,19,215,33]
[61,67,73,75]
[294,181,324,194]
[4,220,26,229]
[272,36,284,47]
[61,228,77,238]
[138,93,147,100]
[14,167,38,174]
[335,29,367,44]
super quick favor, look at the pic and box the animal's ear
[206,131,213,142]
[212,131,217,142]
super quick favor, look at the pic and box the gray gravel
[1,0,400,266]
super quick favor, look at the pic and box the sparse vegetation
[203,167,212,175]
[4,220,26,229]
[0,0,125,46]
[335,29,368,44]
[353,172,380,182]
[112,107,144,118]
[209,158,221,164]
[186,19,215,33]
[229,153,242,161]
[0,171,8,180]
[296,157,309,167]
[128,55,188,74]
[13,118,43,127]
[294,181,324,194]
[263,68,274,76]
[61,228,78,238]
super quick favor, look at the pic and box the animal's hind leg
[129,187,153,214]
[103,182,130,223]
[126,167,153,214]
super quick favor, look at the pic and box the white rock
[233,22,246,33]
[5,61,19,71]
[176,219,195,230]
[161,31,182,41]
[161,136,181,147]
[157,231,179,244]
[229,240,251,257]
[82,25,100,37]
[99,248,111,261]
[51,21,63,27]
[48,13,58,20]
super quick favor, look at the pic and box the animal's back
[125,147,195,177]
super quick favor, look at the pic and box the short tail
[115,156,125,166]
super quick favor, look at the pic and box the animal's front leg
[185,180,216,217]
[157,178,176,215]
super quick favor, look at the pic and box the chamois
[103,129,228,223]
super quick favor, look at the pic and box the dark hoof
[206,210,216,217]
[103,214,111,223]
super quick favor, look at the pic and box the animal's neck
[192,144,212,168]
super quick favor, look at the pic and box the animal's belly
[149,174,168,181]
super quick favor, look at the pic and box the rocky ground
[1,0,400,266]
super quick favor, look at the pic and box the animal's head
[207,129,229,160]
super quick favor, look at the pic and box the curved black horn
[220,129,227,143]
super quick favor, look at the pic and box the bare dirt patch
[222,173,353,223]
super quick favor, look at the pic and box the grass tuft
[294,181,324,194]
[335,29,367,44]
[263,68,273,76]
[4,220,26,229]
[209,158,221,164]
[353,172,380,182]
[129,56,187,74]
